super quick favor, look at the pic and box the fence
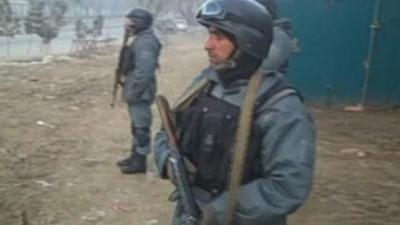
[280,0,400,105]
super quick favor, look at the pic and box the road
[1,32,400,225]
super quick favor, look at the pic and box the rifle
[155,95,199,225]
[110,30,130,108]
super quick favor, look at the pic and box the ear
[228,47,239,59]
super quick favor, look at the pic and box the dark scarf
[216,52,262,87]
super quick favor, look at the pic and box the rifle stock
[155,95,199,225]
[110,31,129,108]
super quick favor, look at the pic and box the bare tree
[24,0,68,54]
[177,0,203,25]
[0,0,21,56]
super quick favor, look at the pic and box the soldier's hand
[124,23,135,35]
[166,156,196,186]
[166,159,176,185]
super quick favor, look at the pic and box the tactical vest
[175,76,302,195]
[121,46,135,75]
[121,37,160,76]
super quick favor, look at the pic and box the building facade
[280,0,400,105]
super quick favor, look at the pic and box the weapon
[155,95,199,225]
[110,30,129,108]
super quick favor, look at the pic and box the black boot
[116,144,136,167]
[116,155,134,167]
[119,154,147,174]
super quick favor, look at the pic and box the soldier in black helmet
[117,8,162,174]
[154,0,316,224]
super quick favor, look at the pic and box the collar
[135,28,153,38]
[202,67,282,97]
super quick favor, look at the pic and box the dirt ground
[1,32,399,225]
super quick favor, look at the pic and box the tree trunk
[27,34,33,55]
[6,36,11,57]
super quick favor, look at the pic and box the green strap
[173,79,210,111]
[224,70,264,225]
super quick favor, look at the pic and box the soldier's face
[125,18,136,34]
[204,27,235,67]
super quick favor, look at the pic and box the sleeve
[209,97,316,225]
[127,36,160,96]
[153,130,170,179]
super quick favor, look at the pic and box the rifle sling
[173,79,210,111]
[224,70,264,225]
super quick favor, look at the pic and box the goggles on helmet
[196,0,225,19]
[196,0,245,23]
[196,0,262,33]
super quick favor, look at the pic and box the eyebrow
[209,27,225,37]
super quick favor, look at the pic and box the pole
[6,36,10,57]
[360,0,381,106]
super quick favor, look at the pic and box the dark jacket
[123,28,161,103]
[154,68,316,225]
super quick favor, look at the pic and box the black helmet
[255,0,278,20]
[197,0,273,60]
[126,8,153,30]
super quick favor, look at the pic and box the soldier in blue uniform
[117,8,162,174]
[155,0,316,224]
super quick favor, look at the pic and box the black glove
[166,155,196,186]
